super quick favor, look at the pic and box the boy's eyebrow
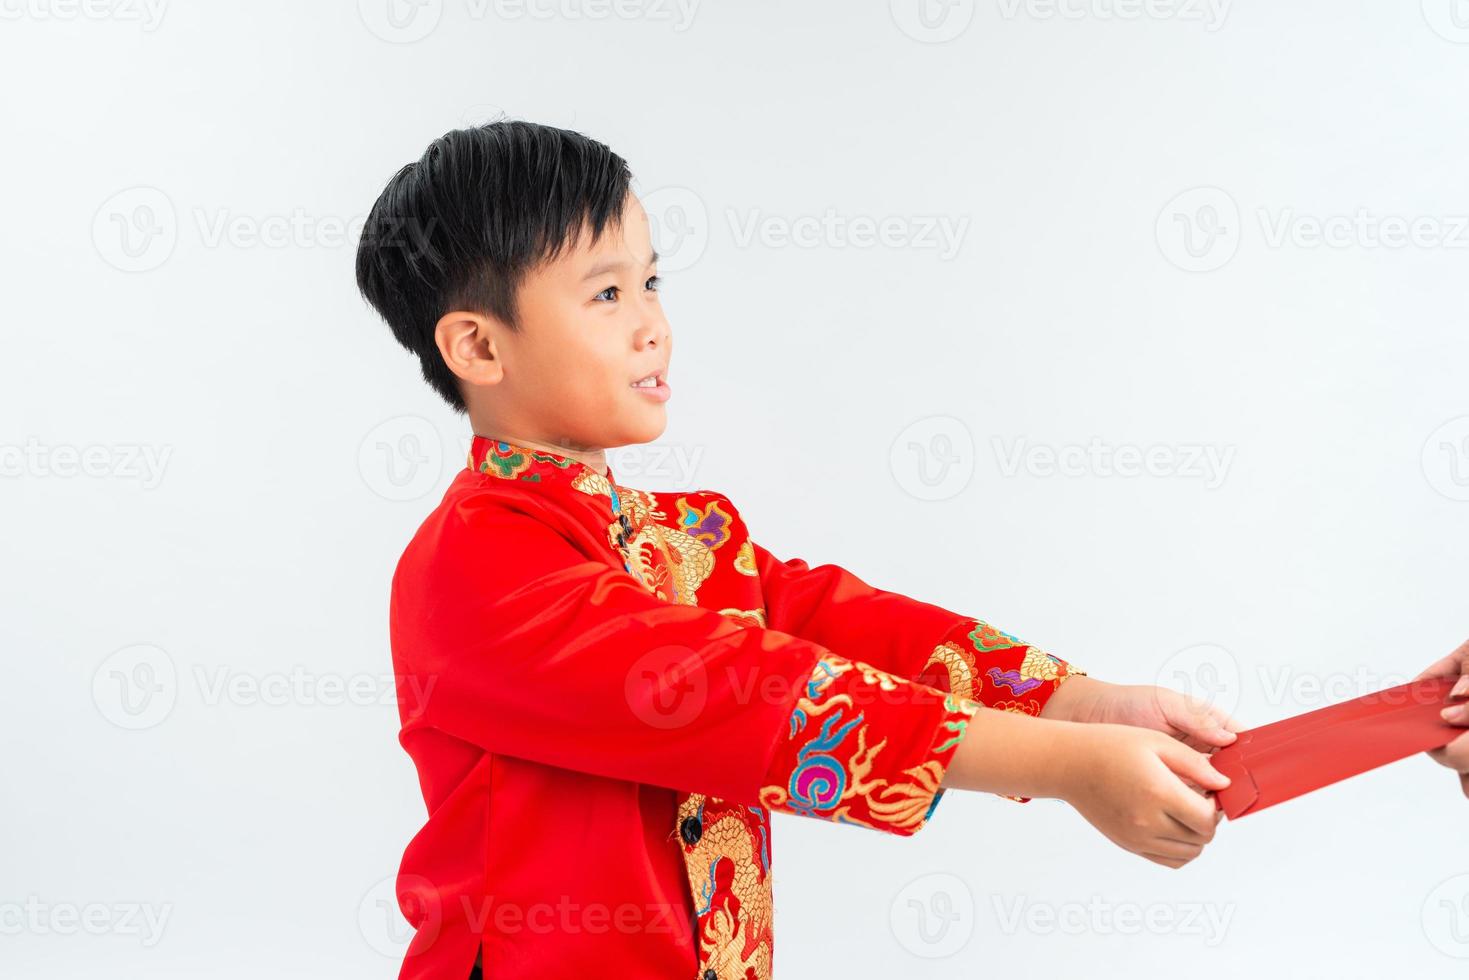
[580,249,659,282]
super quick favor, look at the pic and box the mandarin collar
[468,434,617,486]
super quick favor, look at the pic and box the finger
[1164,695,1240,747]
[1139,837,1205,860]
[1166,791,1220,839]
[1173,732,1225,752]
[1163,814,1214,845]
[1462,773,1469,800]
[1160,740,1232,793]
[1190,695,1245,735]
[1179,724,1238,748]
[1141,852,1191,870]
[1441,702,1469,726]
[1428,731,1469,771]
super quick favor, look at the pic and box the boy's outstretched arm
[749,536,1241,756]
[395,503,1233,857]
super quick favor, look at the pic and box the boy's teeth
[633,377,657,387]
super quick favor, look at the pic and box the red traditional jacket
[388,436,1079,980]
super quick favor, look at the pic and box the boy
[355,120,1469,980]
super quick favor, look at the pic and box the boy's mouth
[631,369,671,402]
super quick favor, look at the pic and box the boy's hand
[1414,637,1469,798]
[1044,675,1242,752]
[1055,722,1229,869]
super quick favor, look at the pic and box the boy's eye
[594,276,661,303]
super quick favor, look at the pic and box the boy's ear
[435,310,505,387]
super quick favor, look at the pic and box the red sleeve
[391,500,979,826]
[750,540,1082,715]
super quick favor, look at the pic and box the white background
[3,1,1468,976]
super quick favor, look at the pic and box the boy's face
[457,191,672,453]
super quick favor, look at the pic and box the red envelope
[1210,675,1464,818]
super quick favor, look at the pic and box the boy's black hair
[355,118,634,413]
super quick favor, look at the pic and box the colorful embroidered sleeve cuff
[918,618,1079,716]
[758,653,980,837]
[916,618,1081,804]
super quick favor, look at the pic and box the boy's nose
[636,317,670,350]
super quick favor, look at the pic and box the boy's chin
[621,411,668,446]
